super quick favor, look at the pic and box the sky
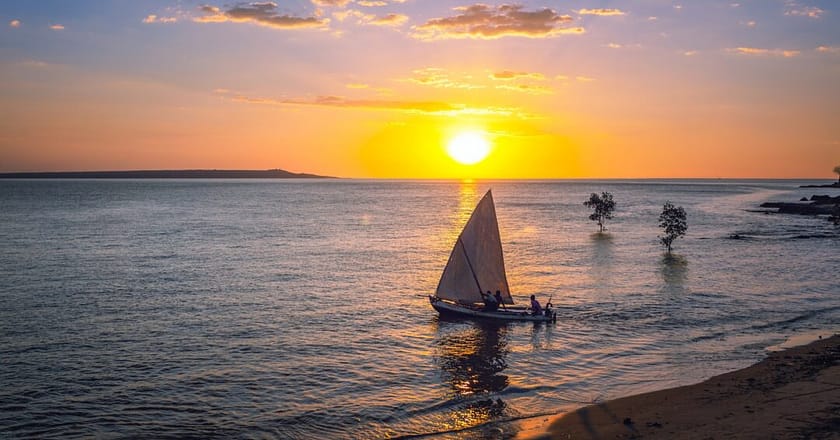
[1,0,838,178]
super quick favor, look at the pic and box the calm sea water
[1,179,838,439]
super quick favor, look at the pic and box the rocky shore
[759,194,840,216]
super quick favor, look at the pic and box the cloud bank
[412,4,583,40]
[195,3,328,29]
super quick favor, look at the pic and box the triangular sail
[435,190,514,305]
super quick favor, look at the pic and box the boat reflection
[432,317,510,430]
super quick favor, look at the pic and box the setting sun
[446,131,491,165]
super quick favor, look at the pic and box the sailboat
[429,190,557,322]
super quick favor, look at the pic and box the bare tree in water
[834,165,840,183]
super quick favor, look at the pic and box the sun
[446,131,491,165]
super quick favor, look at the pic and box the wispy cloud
[215,89,521,117]
[495,84,553,95]
[143,14,178,24]
[335,10,408,27]
[195,3,328,29]
[784,2,824,18]
[728,47,800,57]
[357,0,387,6]
[49,24,65,30]
[369,13,408,27]
[578,8,626,16]
[9,19,21,28]
[816,45,839,54]
[312,0,352,7]
[490,70,545,81]
[16,60,51,68]
[412,4,583,40]
[404,68,485,89]
[346,83,370,89]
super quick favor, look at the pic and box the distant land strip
[0,169,334,179]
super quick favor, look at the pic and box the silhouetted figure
[529,295,542,316]
[482,290,499,312]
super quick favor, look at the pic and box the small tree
[583,192,616,232]
[834,165,840,183]
[659,201,687,253]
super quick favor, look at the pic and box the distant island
[0,169,334,179]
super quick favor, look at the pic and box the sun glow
[446,131,491,165]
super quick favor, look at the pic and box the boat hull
[429,296,556,322]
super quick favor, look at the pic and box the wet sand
[521,334,839,439]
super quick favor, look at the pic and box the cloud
[17,60,51,68]
[357,0,387,6]
[334,9,407,26]
[50,24,65,30]
[605,42,622,49]
[784,2,824,18]
[334,9,373,22]
[346,83,369,88]
[740,20,756,28]
[683,50,698,56]
[312,0,352,6]
[495,84,553,95]
[10,19,21,28]
[816,45,839,54]
[576,76,596,82]
[405,67,486,89]
[143,14,178,24]
[195,3,328,29]
[370,13,408,26]
[727,47,800,57]
[412,4,583,40]
[216,89,520,117]
[490,70,545,80]
[578,8,626,16]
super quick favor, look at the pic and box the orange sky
[1,1,838,178]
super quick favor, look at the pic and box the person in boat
[482,290,499,312]
[494,290,503,306]
[529,294,542,316]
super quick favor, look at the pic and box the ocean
[1,179,838,439]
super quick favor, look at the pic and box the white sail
[435,190,514,305]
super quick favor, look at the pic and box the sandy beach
[519,334,839,439]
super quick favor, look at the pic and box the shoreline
[516,333,839,439]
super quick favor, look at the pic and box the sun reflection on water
[433,318,511,432]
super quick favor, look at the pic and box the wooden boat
[429,190,556,322]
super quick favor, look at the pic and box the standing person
[494,290,503,306]
[529,294,542,316]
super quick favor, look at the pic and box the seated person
[482,290,499,311]
[529,294,542,316]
